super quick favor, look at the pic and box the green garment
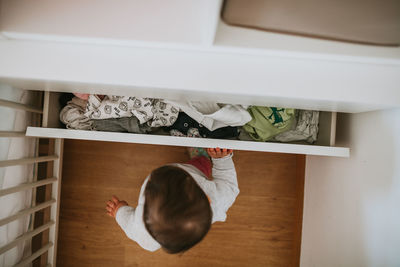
[243,106,295,141]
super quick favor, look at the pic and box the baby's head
[143,165,212,254]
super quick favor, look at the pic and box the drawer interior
[29,91,348,157]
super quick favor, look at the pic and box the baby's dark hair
[143,165,212,254]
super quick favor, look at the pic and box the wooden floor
[57,139,305,267]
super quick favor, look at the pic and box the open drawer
[26,92,349,157]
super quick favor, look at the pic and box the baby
[106,147,239,253]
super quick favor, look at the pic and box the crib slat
[47,138,63,266]
[0,199,56,227]
[0,221,54,255]
[0,155,58,167]
[0,99,43,114]
[0,131,26,137]
[13,242,53,267]
[0,177,57,197]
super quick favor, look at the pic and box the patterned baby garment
[59,97,93,130]
[242,106,296,141]
[170,128,201,138]
[85,95,179,127]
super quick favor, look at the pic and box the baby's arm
[106,195,128,218]
[106,196,136,239]
[106,195,161,251]
[207,148,239,213]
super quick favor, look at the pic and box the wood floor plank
[57,139,304,267]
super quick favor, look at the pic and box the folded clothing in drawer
[29,91,348,157]
[58,93,320,144]
[85,95,179,127]
[60,93,251,135]
[167,112,240,139]
[163,99,252,131]
[240,108,319,143]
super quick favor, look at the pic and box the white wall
[301,109,400,267]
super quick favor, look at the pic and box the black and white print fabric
[85,95,179,127]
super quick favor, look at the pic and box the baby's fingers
[107,200,116,209]
[207,148,216,157]
[207,147,233,158]
[106,206,113,213]
[106,205,114,217]
[213,147,221,157]
[111,195,119,204]
[219,148,233,156]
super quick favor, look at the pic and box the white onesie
[115,154,239,251]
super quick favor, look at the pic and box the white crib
[0,86,63,267]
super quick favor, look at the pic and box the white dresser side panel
[301,109,400,266]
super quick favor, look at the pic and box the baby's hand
[106,195,128,218]
[207,147,233,159]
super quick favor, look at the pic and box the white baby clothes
[164,100,252,131]
[115,154,239,252]
[59,97,93,130]
[273,110,319,143]
[85,95,179,127]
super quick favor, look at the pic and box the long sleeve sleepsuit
[115,154,239,251]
